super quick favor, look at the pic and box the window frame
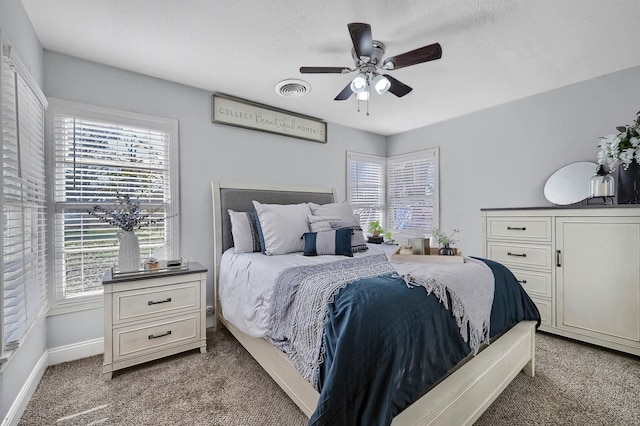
[1,39,48,365]
[46,99,180,315]
[387,148,440,240]
[346,151,387,233]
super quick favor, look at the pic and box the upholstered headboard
[211,181,336,324]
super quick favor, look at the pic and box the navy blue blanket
[309,257,540,426]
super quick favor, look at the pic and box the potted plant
[368,220,384,237]
[597,111,640,203]
[431,228,461,255]
[88,193,173,272]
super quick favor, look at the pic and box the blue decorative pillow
[302,228,353,257]
[329,220,368,253]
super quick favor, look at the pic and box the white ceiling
[20,0,640,136]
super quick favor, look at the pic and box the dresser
[482,207,640,356]
[102,262,207,380]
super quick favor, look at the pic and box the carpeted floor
[18,328,639,426]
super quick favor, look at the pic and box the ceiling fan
[300,22,442,111]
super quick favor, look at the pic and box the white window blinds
[347,152,386,231]
[387,149,439,237]
[1,47,47,354]
[50,100,179,302]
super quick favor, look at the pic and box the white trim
[46,297,103,317]
[1,40,47,109]
[47,337,104,366]
[1,351,48,426]
[45,98,180,310]
[387,147,440,236]
[2,337,105,426]
[47,98,177,131]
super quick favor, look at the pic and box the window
[347,149,439,241]
[387,149,439,238]
[347,152,386,231]
[49,100,179,307]
[1,44,48,361]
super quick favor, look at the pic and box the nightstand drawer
[113,313,200,361]
[487,217,551,242]
[114,281,201,324]
[510,269,552,298]
[487,242,552,270]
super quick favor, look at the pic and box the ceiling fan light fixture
[356,87,370,101]
[373,75,391,94]
[350,73,367,93]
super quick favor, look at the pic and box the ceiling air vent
[275,79,310,97]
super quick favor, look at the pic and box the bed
[211,181,539,425]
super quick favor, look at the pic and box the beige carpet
[18,328,639,425]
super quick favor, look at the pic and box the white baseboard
[3,338,105,426]
[47,337,104,366]
[2,351,48,426]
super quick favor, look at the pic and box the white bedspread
[219,245,387,337]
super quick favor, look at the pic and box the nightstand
[102,262,207,380]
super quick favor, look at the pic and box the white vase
[117,230,141,272]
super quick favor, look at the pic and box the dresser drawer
[510,269,552,298]
[487,242,552,270]
[112,313,200,361]
[486,217,551,242]
[114,281,201,325]
[529,296,553,327]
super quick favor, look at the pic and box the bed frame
[211,181,537,425]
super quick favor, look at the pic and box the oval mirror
[544,161,598,205]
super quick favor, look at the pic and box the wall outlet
[206,305,214,316]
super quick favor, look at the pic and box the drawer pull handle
[507,252,527,257]
[556,250,562,267]
[148,330,172,340]
[518,279,527,284]
[507,226,527,231]
[148,297,172,306]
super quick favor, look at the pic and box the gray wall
[0,0,46,421]
[43,50,387,347]
[388,65,640,256]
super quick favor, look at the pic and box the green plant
[431,228,461,248]
[368,220,384,236]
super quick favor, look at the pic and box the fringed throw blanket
[268,254,394,388]
[390,257,495,354]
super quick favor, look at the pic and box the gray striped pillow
[228,210,261,253]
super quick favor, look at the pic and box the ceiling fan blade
[384,74,413,97]
[348,22,373,61]
[334,83,353,101]
[383,43,442,70]
[300,66,351,74]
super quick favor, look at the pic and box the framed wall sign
[212,93,327,143]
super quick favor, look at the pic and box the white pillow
[253,201,311,255]
[307,214,341,232]
[228,210,261,253]
[307,202,356,221]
